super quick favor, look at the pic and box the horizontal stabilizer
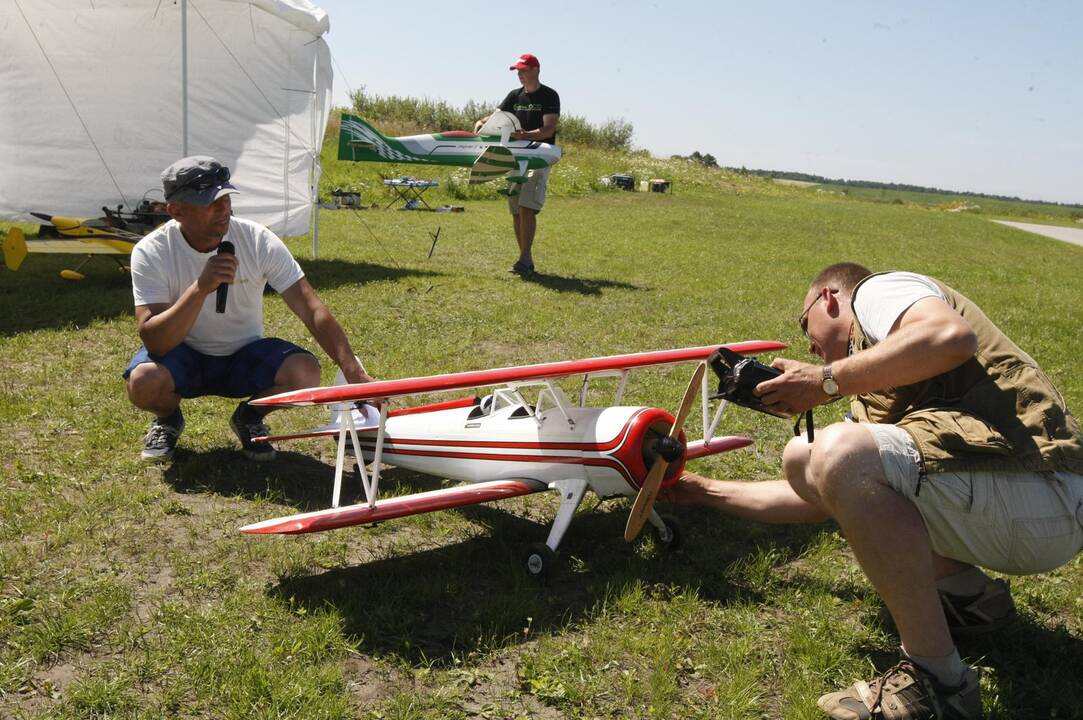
[3,228,27,271]
[240,478,547,534]
[470,146,517,184]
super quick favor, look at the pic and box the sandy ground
[993,220,1083,248]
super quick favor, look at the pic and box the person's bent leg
[805,423,983,718]
[126,361,180,417]
[228,338,319,461]
[254,351,321,403]
[805,423,956,660]
[124,351,187,463]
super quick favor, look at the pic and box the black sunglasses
[798,288,838,338]
[167,165,230,199]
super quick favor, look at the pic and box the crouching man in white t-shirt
[123,155,372,463]
[664,262,1083,719]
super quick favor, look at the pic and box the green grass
[2,125,1082,719]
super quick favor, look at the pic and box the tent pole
[181,0,188,156]
[311,53,321,259]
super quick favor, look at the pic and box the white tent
[0,0,331,252]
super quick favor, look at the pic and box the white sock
[903,647,969,686]
[935,567,990,597]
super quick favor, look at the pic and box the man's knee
[782,434,814,496]
[126,362,175,404]
[275,352,321,390]
[806,423,884,502]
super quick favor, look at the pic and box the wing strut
[331,401,388,509]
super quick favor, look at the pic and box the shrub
[348,87,634,151]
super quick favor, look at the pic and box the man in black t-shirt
[475,53,560,276]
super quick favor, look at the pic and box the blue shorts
[122,338,313,399]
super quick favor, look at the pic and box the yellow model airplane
[2,203,168,280]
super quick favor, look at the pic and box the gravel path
[993,220,1083,248]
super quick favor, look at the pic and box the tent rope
[12,0,131,209]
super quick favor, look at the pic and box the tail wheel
[654,514,683,552]
[524,542,556,583]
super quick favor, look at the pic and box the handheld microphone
[215,240,235,313]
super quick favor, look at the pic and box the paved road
[993,220,1083,248]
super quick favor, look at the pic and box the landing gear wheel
[524,542,556,583]
[653,514,683,552]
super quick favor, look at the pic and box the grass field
[804,183,1083,222]
[2,137,1082,719]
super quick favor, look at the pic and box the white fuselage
[352,400,677,499]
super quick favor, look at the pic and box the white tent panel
[0,0,331,238]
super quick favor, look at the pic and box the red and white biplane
[240,341,786,579]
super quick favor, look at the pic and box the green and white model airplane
[338,111,561,194]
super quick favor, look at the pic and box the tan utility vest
[848,273,1083,475]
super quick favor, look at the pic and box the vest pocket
[898,408,1013,463]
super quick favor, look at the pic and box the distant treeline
[349,87,634,151]
[727,167,1083,208]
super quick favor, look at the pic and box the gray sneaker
[141,409,185,463]
[230,402,276,462]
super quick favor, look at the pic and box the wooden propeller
[624,362,705,542]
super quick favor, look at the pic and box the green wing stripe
[470,146,517,184]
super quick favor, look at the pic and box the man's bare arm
[512,113,559,141]
[135,252,236,356]
[757,297,978,415]
[279,278,371,384]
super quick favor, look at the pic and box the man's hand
[196,252,236,295]
[340,356,374,386]
[657,472,717,506]
[340,358,381,410]
[754,358,830,416]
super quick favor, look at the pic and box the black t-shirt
[498,84,560,144]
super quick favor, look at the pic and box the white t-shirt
[852,272,946,344]
[131,217,304,356]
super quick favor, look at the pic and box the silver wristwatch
[821,364,840,398]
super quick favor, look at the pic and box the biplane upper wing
[250,341,787,409]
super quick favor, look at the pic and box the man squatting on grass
[474,53,559,277]
[667,263,1083,719]
[124,156,372,463]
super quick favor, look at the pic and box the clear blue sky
[313,1,1081,205]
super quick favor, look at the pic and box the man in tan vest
[668,262,1083,719]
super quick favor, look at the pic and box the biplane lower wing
[240,478,547,534]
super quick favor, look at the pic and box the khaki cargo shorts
[507,167,550,213]
[866,423,1083,574]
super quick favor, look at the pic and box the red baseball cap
[510,53,540,70]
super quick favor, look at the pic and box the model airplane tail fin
[338,114,414,163]
[3,228,28,271]
[470,146,517,185]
